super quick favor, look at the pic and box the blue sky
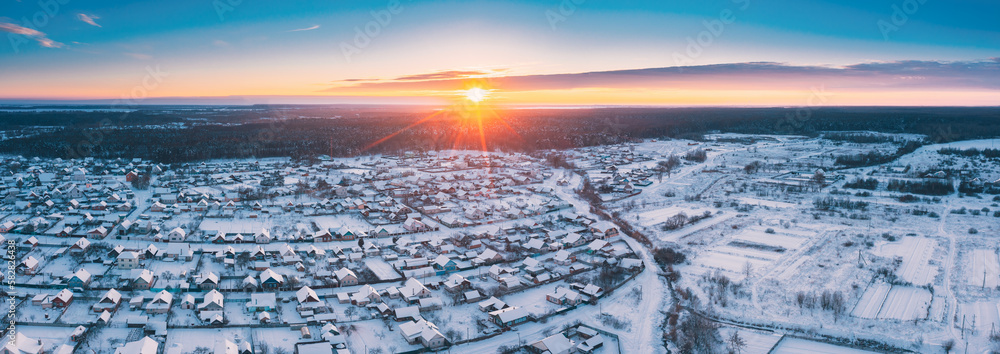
[1,0,997,105]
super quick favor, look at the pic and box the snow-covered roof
[114,336,158,354]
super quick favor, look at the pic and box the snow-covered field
[771,337,878,354]
[872,236,938,286]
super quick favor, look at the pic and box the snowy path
[927,199,963,350]
[551,168,668,353]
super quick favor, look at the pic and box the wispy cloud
[336,69,507,84]
[212,40,231,48]
[324,60,1000,92]
[124,52,153,60]
[77,13,101,27]
[0,21,63,48]
[287,25,320,32]
[395,70,501,81]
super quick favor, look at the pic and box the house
[399,278,431,301]
[296,286,319,304]
[260,269,284,289]
[576,333,605,353]
[525,238,547,252]
[131,269,155,290]
[475,249,503,265]
[92,289,122,312]
[398,320,446,349]
[590,221,619,238]
[146,290,173,314]
[18,256,39,275]
[553,250,575,265]
[198,290,224,312]
[489,306,529,327]
[163,243,193,261]
[1,333,44,354]
[488,265,517,281]
[180,294,196,310]
[114,336,158,354]
[463,290,483,303]
[418,297,444,311]
[394,305,420,321]
[578,284,604,299]
[334,268,358,287]
[241,276,258,291]
[499,276,522,290]
[22,236,38,250]
[255,228,272,244]
[246,293,276,312]
[563,232,585,247]
[86,225,108,239]
[196,272,220,290]
[586,239,610,254]
[70,237,91,254]
[312,230,333,242]
[620,258,643,271]
[432,255,457,273]
[477,297,507,312]
[531,333,576,354]
[52,289,74,308]
[70,325,87,342]
[443,274,470,293]
[401,258,429,270]
[96,310,112,325]
[351,285,381,306]
[546,286,582,306]
[117,251,140,269]
[67,268,92,288]
[167,227,186,242]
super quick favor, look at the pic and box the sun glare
[465,87,489,103]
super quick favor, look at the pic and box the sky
[0,0,998,106]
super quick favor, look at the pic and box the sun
[465,87,489,103]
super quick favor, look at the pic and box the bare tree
[727,331,747,354]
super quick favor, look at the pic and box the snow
[771,337,877,354]
[876,286,932,321]
[636,206,715,227]
[872,236,938,286]
[363,258,400,281]
[966,249,1000,288]
[852,282,892,319]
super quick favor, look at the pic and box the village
[1,134,999,354]
[0,151,648,354]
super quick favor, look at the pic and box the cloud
[323,60,1000,93]
[336,69,505,84]
[395,70,498,81]
[287,25,320,32]
[212,40,231,47]
[0,21,63,48]
[124,52,153,60]
[77,13,101,27]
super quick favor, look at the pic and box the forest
[0,106,998,163]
